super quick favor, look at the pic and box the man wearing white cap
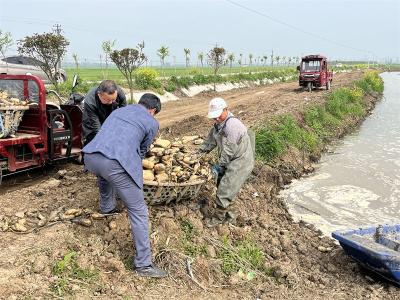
[199,97,254,226]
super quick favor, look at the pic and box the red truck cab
[297,54,333,92]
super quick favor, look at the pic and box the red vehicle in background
[297,54,333,92]
[0,74,83,183]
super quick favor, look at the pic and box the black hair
[138,93,161,114]
[97,80,118,94]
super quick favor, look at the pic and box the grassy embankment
[169,73,385,281]
[65,66,294,81]
[56,66,298,97]
[169,71,384,279]
[255,71,384,162]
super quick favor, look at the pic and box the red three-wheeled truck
[0,74,83,183]
[297,54,333,92]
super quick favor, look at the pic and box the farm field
[66,65,303,81]
[1,70,397,299]
[1,0,398,298]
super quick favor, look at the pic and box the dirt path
[0,71,361,192]
[158,71,362,129]
[1,70,397,299]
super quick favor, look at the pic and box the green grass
[255,115,319,162]
[51,251,98,297]
[304,105,341,140]
[65,66,295,82]
[255,126,286,161]
[217,237,266,276]
[255,71,383,162]
[180,219,207,257]
[165,68,296,91]
[326,87,365,119]
[355,70,384,93]
[55,66,297,96]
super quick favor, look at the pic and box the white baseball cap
[207,97,227,118]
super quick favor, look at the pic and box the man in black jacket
[82,80,126,146]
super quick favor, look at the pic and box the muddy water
[282,72,400,236]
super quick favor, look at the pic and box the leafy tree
[110,41,146,102]
[102,40,116,79]
[275,55,280,66]
[18,30,69,91]
[207,46,226,91]
[184,48,190,67]
[0,30,12,58]
[238,53,243,67]
[227,53,235,68]
[157,45,169,76]
[197,52,204,68]
[248,53,253,67]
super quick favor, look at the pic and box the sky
[0,0,399,66]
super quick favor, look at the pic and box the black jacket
[82,86,126,145]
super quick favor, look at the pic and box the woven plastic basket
[0,106,29,138]
[143,179,205,205]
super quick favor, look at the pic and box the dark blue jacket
[82,104,158,188]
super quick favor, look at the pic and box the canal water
[282,72,400,236]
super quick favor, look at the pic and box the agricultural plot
[1,69,397,299]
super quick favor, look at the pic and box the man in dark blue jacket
[83,93,167,278]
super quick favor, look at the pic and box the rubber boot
[206,207,237,227]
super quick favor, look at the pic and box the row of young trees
[156,46,300,69]
[108,43,227,95]
[0,27,299,97]
[0,28,229,97]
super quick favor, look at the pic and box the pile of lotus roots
[142,136,213,184]
[0,90,29,107]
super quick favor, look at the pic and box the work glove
[211,164,222,176]
[211,164,225,186]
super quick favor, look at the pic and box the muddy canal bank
[283,72,400,236]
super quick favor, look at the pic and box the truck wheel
[326,80,331,90]
[307,82,312,92]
